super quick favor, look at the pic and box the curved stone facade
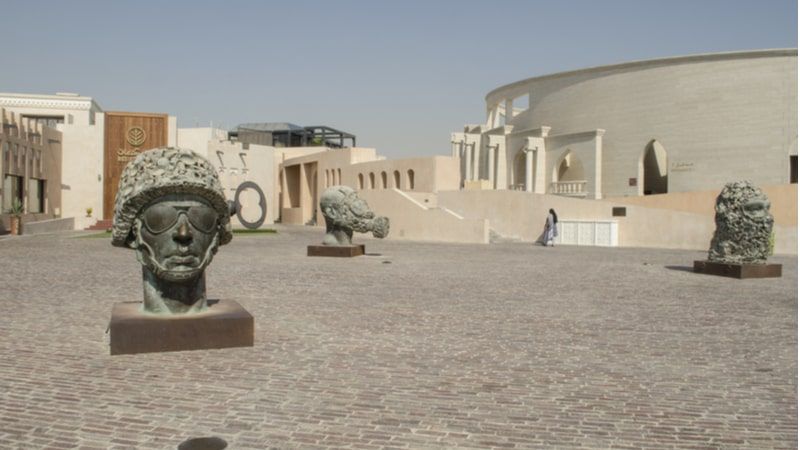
[452,49,798,198]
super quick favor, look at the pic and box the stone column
[487,145,496,189]
[525,147,533,192]
[464,142,472,182]
[527,136,547,194]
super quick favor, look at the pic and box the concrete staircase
[85,219,113,231]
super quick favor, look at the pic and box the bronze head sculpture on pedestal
[708,181,774,264]
[320,185,389,246]
[111,147,233,314]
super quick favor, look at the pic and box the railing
[550,180,587,197]
[509,183,525,191]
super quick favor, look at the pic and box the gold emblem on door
[126,127,147,147]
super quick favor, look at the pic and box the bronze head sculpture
[112,147,232,314]
[319,185,389,246]
[708,181,774,264]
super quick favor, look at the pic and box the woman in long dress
[543,208,558,246]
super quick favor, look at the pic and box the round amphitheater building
[451,49,797,199]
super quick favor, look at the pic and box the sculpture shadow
[665,265,695,273]
[365,252,383,256]
[178,436,227,450]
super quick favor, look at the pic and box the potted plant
[86,207,93,218]
[6,198,23,235]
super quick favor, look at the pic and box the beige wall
[0,93,104,228]
[358,189,489,244]
[606,184,797,227]
[0,108,63,231]
[0,92,101,127]
[60,113,105,228]
[344,156,460,192]
[205,139,278,227]
[177,127,227,155]
[279,148,462,226]
[437,190,796,255]
[476,50,798,197]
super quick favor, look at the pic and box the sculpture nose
[173,214,193,244]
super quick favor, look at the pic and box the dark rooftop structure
[230,123,356,148]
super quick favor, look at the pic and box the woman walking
[543,208,558,246]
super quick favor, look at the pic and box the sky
[1,0,797,158]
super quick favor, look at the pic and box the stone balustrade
[551,180,587,197]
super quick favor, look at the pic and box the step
[85,219,113,231]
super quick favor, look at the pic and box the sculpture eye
[143,204,179,234]
[743,201,764,211]
[186,206,218,233]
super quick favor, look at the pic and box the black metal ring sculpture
[233,181,267,229]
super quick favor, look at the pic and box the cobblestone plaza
[0,228,796,449]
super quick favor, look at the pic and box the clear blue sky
[2,0,796,158]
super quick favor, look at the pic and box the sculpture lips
[167,255,200,267]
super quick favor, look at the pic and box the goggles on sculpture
[142,203,218,234]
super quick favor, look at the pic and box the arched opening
[512,150,526,190]
[393,170,401,189]
[551,150,586,196]
[358,173,364,190]
[407,169,415,190]
[337,168,342,185]
[324,170,330,187]
[369,172,375,189]
[641,140,668,195]
[381,171,387,189]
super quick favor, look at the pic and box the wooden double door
[103,112,168,219]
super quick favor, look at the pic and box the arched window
[641,140,668,195]
[393,170,401,189]
[407,169,415,190]
[369,172,375,189]
[549,150,587,196]
[513,150,526,190]
[358,173,364,190]
[381,171,387,189]
[337,169,342,185]
[325,170,330,187]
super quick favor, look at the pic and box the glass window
[28,179,45,213]
[3,175,23,212]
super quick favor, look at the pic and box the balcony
[550,180,587,198]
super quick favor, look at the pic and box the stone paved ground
[0,226,796,450]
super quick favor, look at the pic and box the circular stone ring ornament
[234,181,267,229]
[111,147,232,248]
[126,126,147,147]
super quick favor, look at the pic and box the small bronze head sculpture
[319,185,389,246]
[112,147,233,314]
[708,181,774,264]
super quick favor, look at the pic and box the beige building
[452,49,798,199]
[0,93,180,230]
[0,107,64,233]
[1,48,795,254]
[279,147,460,226]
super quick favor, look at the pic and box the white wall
[58,114,105,229]
[206,140,277,227]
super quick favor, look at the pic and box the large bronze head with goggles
[112,147,233,314]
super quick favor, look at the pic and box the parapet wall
[437,190,797,255]
[358,189,489,244]
[606,184,797,226]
